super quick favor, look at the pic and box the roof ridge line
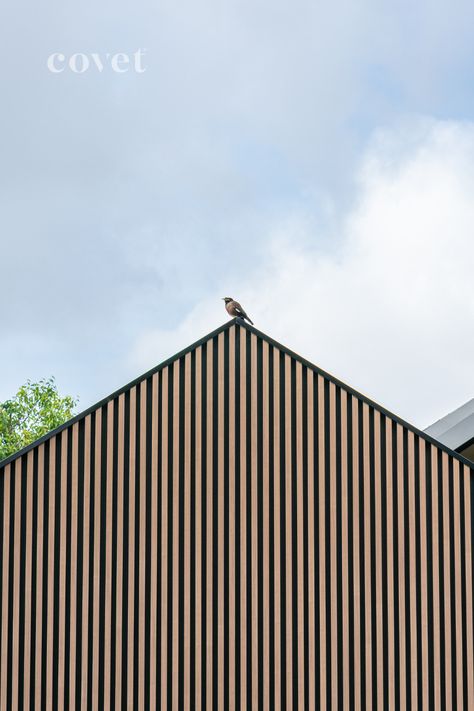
[1,315,473,471]
[0,317,239,467]
[239,319,474,470]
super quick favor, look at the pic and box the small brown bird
[222,297,254,325]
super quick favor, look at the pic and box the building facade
[0,318,473,709]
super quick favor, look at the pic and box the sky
[1,0,474,428]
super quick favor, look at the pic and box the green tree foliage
[0,377,78,461]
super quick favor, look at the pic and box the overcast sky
[1,0,474,427]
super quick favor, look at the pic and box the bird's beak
[221,297,225,300]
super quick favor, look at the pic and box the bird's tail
[246,316,254,325]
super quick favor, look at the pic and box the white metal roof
[425,398,474,451]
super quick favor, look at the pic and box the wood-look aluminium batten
[0,318,473,710]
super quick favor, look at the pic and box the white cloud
[130,118,474,428]
[3,0,474,413]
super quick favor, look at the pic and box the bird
[222,297,254,325]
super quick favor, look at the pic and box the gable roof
[1,317,473,470]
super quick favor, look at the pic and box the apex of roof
[1,317,473,470]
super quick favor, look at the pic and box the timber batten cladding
[0,319,473,709]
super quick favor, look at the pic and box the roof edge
[0,318,239,468]
[457,435,474,455]
[1,316,473,471]
[241,320,474,471]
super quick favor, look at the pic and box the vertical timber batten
[0,320,473,709]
